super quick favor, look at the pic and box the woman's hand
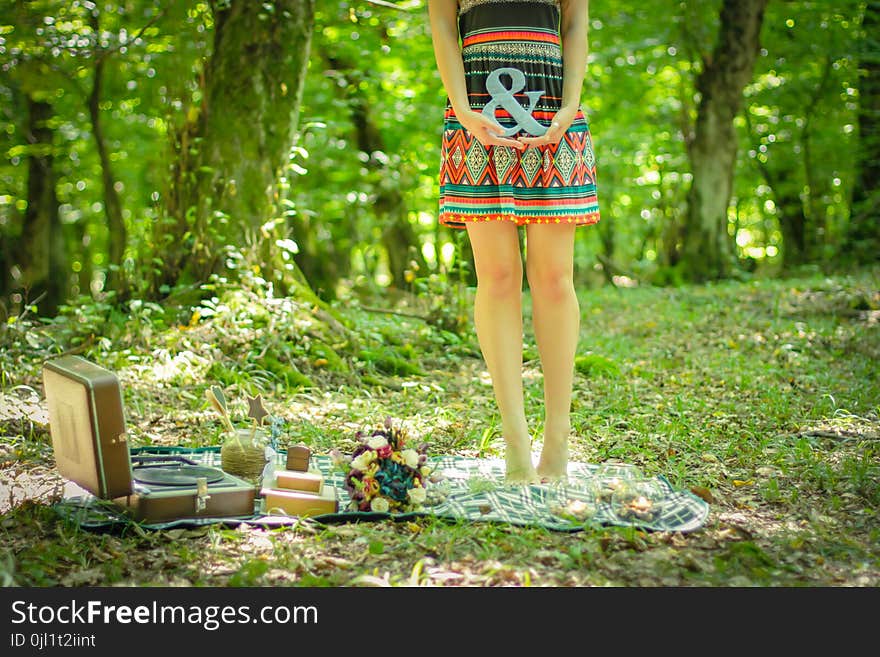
[457,109,526,150]
[518,106,578,148]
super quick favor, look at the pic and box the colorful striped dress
[438,0,600,228]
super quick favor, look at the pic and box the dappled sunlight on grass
[1,268,878,586]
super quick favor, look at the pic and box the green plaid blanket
[53,447,710,533]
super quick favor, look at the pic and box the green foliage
[714,541,780,581]
[358,347,424,376]
[1,269,879,586]
[738,1,863,265]
[1,1,203,302]
[227,559,271,587]
[1,0,873,317]
[259,355,315,389]
[574,352,622,378]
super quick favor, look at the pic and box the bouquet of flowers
[332,416,431,513]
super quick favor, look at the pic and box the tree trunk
[17,96,65,315]
[774,188,808,268]
[744,110,807,269]
[799,53,835,265]
[847,0,880,264]
[0,82,25,306]
[88,11,127,298]
[155,0,316,291]
[72,218,94,298]
[595,190,616,286]
[323,52,429,292]
[681,0,769,282]
[288,212,340,299]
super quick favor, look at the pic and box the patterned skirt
[438,0,600,229]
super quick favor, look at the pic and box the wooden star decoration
[246,394,269,425]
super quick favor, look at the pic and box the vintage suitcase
[43,355,256,524]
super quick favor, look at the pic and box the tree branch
[94,9,166,65]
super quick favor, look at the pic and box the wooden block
[261,486,338,517]
[274,469,323,493]
[286,444,311,471]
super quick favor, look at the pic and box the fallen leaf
[733,479,754,487]
[425,568,464,583]
[317,556,353,569]
[689,486,714,504]
[350,574,391,587]
[717,525,752,541]
[61,568,104,586]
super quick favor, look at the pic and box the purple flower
[351,443,371,459]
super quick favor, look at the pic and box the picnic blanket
[53,447,710,533]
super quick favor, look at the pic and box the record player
[43,355,257,524]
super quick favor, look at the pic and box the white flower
[401,449,420,469]
[329,448,349,468]
[367,436,388,450]
[370,497,390,513]
[350,451,375,472]
[407,486,427,505]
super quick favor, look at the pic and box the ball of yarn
[221,429,268,485]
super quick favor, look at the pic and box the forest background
[0,0,877,588]
[2,0,877,312]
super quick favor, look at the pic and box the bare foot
[537,439,569,482]
[504,437,539,484]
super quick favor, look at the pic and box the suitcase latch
[195,477,211,513]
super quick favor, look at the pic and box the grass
[0,266,878,587]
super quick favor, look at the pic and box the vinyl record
[133,465,226,486]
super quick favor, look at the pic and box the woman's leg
[465,221,538,483]
[524,223,579,480]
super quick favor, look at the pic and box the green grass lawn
[1,267,878,586]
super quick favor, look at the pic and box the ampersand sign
[481,67,548,137]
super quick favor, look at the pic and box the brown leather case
[114,480,256,524]
[43,355,257,524]
[43,355,133,499]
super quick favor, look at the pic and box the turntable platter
[133,465,226,486]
